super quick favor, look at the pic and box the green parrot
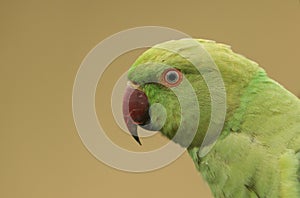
[122,39,300,198]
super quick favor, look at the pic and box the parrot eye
[162,68,183,87]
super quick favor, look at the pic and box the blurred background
[1,1,299,198]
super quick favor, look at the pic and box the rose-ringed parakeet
[122,39,300,198]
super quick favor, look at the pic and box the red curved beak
[122,84,150,145]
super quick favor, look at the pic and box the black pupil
[167,72,178,83]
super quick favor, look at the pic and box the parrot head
[122,39,214,148]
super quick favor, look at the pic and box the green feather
[127,39,300,198]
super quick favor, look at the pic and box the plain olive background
[1,1,299,198]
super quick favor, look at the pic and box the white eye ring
[162,69,182,87]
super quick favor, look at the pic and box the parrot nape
[122,39,300,198]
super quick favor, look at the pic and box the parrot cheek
[123,84,150,144]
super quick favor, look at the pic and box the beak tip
[132,135,142,145]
